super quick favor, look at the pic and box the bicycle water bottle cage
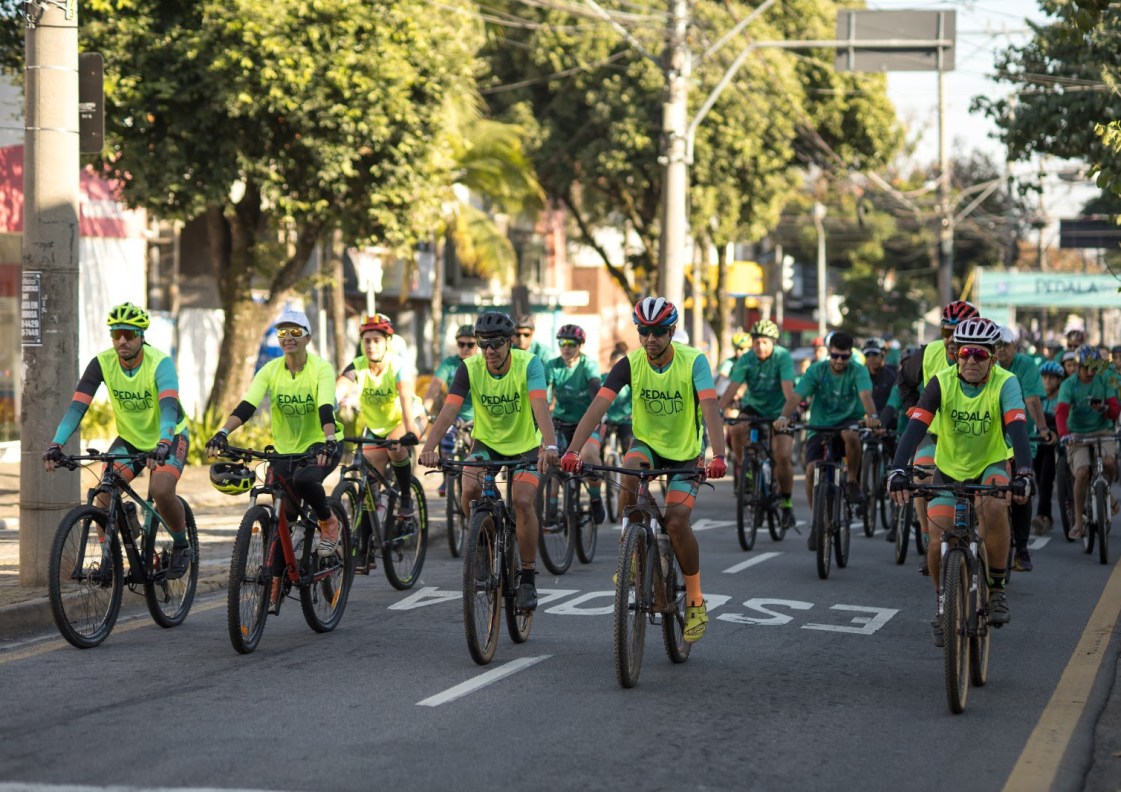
[750,428,759,444]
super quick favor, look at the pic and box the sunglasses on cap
[477,337,508,350]
[457,340,477,350]
[830,351,851,360]
[957,346,992,362]
[110,329,140,341]
[276,327,306,339]
[637,326,670,337]
[558,339,578,348]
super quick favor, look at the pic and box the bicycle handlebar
[341,434,419,448]
[55,449,149,471]
[431,457,536,473]
[577,462,705,481]
[220,444,319,466]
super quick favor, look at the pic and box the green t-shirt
[729,346,796,419]
[245,354,337,454]
[795,359,872,429]
[352,356,406,437]
[546,353,601,424]
[1058,373,1118,434]
[1002,352,1045,452]
[434,353,474,421]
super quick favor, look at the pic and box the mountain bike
[442,418,474,557]
[47,450,200,649]
[1068,433,1117,564]
[223,445,352,654]
[436,456,537,665]
[806,424,859,580]
[725,414,785,550]
[332,435,427,589]
[900,473,1014,714]
[581,462,706,689]
[536,421,598,571]
[859,428,893,537]
[601,421,629,523]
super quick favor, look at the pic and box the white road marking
[417,655,551,707]
[1027,536,1052,550]
[722,552,781,574]
[691,518,736,532]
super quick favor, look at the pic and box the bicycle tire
[661,546,691,664]
[144,496,199,628]
[463,510,501,665]
[1095,479,1110,565]
[503,528,533,643]
[536,468,574,574]
[332,479,370,572]
[301,500,353,632]
[835,489,852,569]
[943,549,970,714]
[861,449,878,537]
[227,505,272,654]
[604,449,621,523]
[970,546,990,688]
[893,499,911,565]
[573,477,599,564]
[1083,489,1097,555]
[1056,454,1075,541]
[446,471,466,557]
[614,523,647,688]
[740,463,761,551]
[382,476,429,589]
[49,505,123,649]
[813,480,832,580]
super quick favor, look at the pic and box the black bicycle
[223,445,352,654]
[437,456,536,665]
[601,421,629,524]
[332,435,427,589]
[442,418,474,557]
[859,428,893,538]
[47,450,200,649]
[536,421,598,571]
[725,414,787,550]
[1068,433,1117,564]
[806,424,859,579]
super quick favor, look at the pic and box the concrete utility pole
[813,203,827,338]
[21,0,81,586]
[658,0,690,312]
[936,22,953,306]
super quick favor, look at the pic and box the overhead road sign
[834,10,955,73]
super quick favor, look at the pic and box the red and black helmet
[360,313,394,336]
[940,300,978,327]
[632,297,678,328]
[556,324,587,344]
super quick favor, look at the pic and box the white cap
[276,308,311,334]
[998,325,1016,345]
[672,328,689,344]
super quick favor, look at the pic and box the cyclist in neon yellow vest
[560,297,728,644]
[888,317,1034,644]
[206,309,343,560]
[43,302,194,580]
[336,313,420,521]
[419,311,559,612]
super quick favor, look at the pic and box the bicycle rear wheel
[661,550,691,664]
[970,547,990,688]
[834,491,852,569]
[861,449,878,537]
[1056,454,1074,541]
[614,523,647,688]
[1094,479,1110,564]
[463,511,501,665]
[813,481,832,580]
[144,496,199,628]
[572,478,598,564]
[536,469,574,574]
[301,501,353,632]
[383,476,428,589]
[446,471,466,557]
[893,499,912,565]
[49,505,123,649]
[735,462,756,551]
[943,550,970,714]
[227,505,272,654]
[503,529,533,643]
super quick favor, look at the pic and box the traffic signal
[781,255,795,292]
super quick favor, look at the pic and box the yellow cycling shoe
[683,600,708,643]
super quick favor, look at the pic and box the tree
[0,0,484,413]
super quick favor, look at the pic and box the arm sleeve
[341,361,356,377]
[692,354,717,401]
[897,348,923,412]
[1056,402,1071,437]
[526,356,547,399]
[153,356,182,443]
[231,400,258,423]
[52,358,105,445]
[448,361,471,400]
[600,356,632,396]
[1000,377,1032,470]
[890,376,943,468]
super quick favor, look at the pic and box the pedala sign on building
[977,272,1121,308]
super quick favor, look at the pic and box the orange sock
[685,573,703,607]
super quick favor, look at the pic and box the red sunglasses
[957,346,992,362]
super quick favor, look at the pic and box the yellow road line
[1003,560,1121,791]
[0,598,224,665]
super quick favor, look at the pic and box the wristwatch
[545,444,558,452]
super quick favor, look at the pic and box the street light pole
[658,0,690,312]
[813,202,827,338]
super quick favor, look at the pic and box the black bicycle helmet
[474,311,516,338]
[455,324,476,339]
[209,462,255,495]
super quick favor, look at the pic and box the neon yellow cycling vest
[932,366,1014,480]
[353,356,404,436]
[629,343,703,461]
[922,339,953,386]
[97,347,186,450]
[465,350,541,456]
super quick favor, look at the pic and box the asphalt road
[1,474,1119,792]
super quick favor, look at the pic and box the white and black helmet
[953,317,1001,348]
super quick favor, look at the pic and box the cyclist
[422,323,478,497]
[1031,360,1064,534]
[560,297,727,643]
[512,314,553,367]
[1056,345,1120,540]
[43,302,193,578]
[419,310,559,611]
[1066,328,1086,352]
[603,347,634,453]
[775,330,880,549]
[718,319,798,529]
[1061,350,1078,379]
[888,317,1033,642]
[863,336,897,430]
[995,325,1053,572]
[336,313,420,518]
[545,323,606,523]
[716,331,751,398]
[206,309,342,557]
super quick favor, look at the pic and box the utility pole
[21,0,81,586]
[658,0,690,312]
[936,12,953,306]
[813,203,827,338]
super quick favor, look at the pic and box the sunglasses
[941,326,955,339]
[110,329,140,341]
[830,352,851,360]
[477,337,508,350]
[558,340,578,348]
[458,341,477,349]
[516,331,533,338]
[276,327,306,339]
[637,326,670,337]
[957,346,992,362]
[863,350,883,357]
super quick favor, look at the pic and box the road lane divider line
[1002,559,1121,792]
[722,552,781,574]
[417,655,551,707]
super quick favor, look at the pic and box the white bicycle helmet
[953,317,1001,348]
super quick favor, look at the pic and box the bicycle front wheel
[860,450,878,537]
[536,469,574,574]
[614,523,648,688]
[812,482,832,580]
[463,511,501,665]
[970,547,990,688]
[383,476,429,589]
[604,447,621,523]
[300,501,353,632]
[144,496,199,628]
[735,462,755,551]
[943,550,971,714]
[892,499,911,565]
[1094,479,1110,565]
[227,506,273,654]
[503,528,533,643]
[446,471,466,557]
[573,478,598,564]
[49,505,123,649]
